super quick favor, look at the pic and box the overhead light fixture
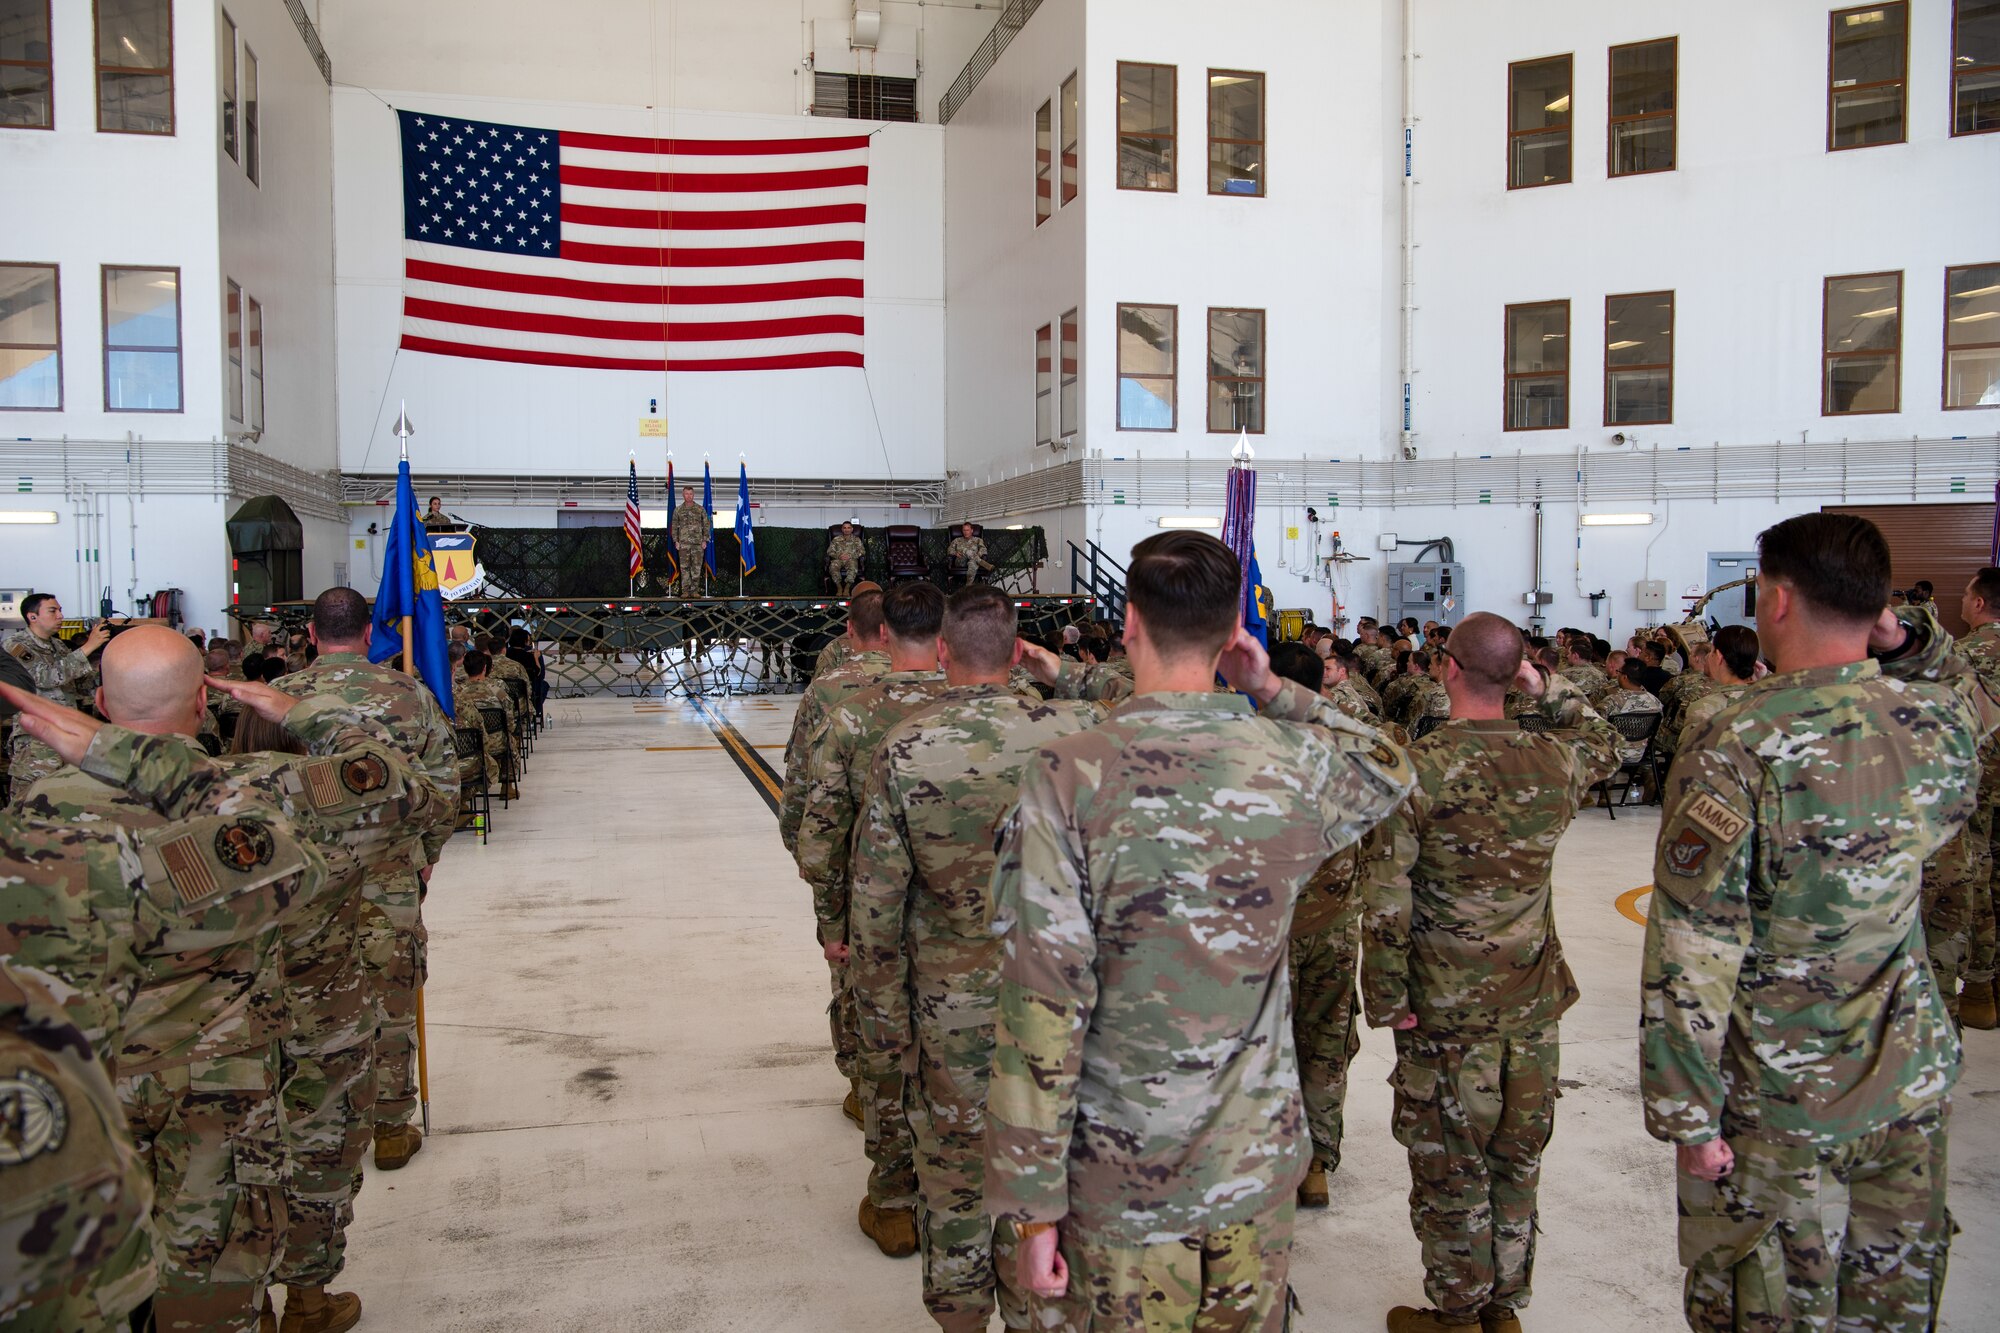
[1580,512,1655,527]
[1004,523,1026,530]
[1955,283,2000,298]
[1545,95,1571,113]
[1951,310,2000,323]
[1158,515,1222,530]
[1607,339,1643,350]
[0,511,58,525]
[1844,9,1885,23]
[1853,306,1898,318]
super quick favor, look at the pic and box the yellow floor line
[1616,885,1651,926]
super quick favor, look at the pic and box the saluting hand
[1016,639,1061,686]
[204,675,302,725]
[0,683,103,766]
[1514,659,1547,699]
[1217,628,1280,705]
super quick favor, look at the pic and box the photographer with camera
[4,593,111,799]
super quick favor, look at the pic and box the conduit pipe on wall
[1398,0,1418,460]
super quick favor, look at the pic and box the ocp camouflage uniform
[1556,661,1611,702]
[848,686,1100,1331]
[457,674,519,793]
[3,628,98,798]
[1946,619,2000,1006]
[945,536,988,585]
[986,679,1414,1332]
[0,804,334,1333]
[1346,670,1385,714]
[828,533,866,591]
[1356,642,1394,687]
[0,960,155,1333]
[814,635,855,681]
[1328,676,1382,721]
[1364,677,1620,1326]
[1596,686,1663,763]
[1046,657,1134,705]
[795,670,949,1217]
[277,653,460,1140]
[1642,606,1996,1333]
[1385,674,1449,731]
[1655,671,1719,761]
[672,500,711,598]
[779,648,890,854]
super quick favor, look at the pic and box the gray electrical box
[1634,579,1668,611]
[1387,562,1467,627]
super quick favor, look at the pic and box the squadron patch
[214,819,276,872]
[160,833,222,906]
[1370,742,1401,768]
[0,1068,67,1165]
[340,754,390,796]
[1684,793,1748,847]
[1665,827,1713,878]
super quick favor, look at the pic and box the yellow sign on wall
[639,418,668,438]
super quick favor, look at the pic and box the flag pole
[416,987,432,1135]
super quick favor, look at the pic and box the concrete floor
[342,695,2000,1332]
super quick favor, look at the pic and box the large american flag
[396,111,867,372]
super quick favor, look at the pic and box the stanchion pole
[416,986,431,1135]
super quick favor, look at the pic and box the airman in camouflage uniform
[1555,648,1611,704]
[794,583,947,1256]
[671,486,711,598]
[1654,648,1715,760]
[987,530,1413,1333]
[945,524,991,588]
[456,654,520,802]
[5,595,110,797]
[1363,620,1620,1333]
[1941,570,2000,1028]
[828,523,866,595]
[0,959,155,1333]
[1642,516,1997,1333]
[781,591,890,854]
[476,633,534,714]
[848,587,1101,1331]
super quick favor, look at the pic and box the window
[225,279,243,422]
[1945,263,2000,408]
[1035,100,1053,225]
[219,9,235,159]
[1207,309,1265,432]
[1208,70,1264,196]
[1116,303,1176,430]
[1118,62,1175,190]
[1508,55,1571,188]
[102,265,181,411]
[0,263,60,410]
[810,72,918,123]
[95,0,174,135]
[1605,291,1673,425]
[1060,73,1079,204]
[1829,3,1907,150]
[1059,308,1078,437]
[1504,300,1569,429]
[246,295,263,429]
[1956,0,2000,135]
[0,1,53,130]
[1035,322,1053,444]
[1608,38,1675,175]
[241,43,257,183]
[1822,271,1901,415]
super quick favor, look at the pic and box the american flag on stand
[625,459,645,580]
[396,110,867,372]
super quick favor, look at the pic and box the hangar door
[1822,502,1995,637]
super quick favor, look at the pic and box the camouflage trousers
[1971,803,2000,986]
[1924,804,1992,1013]
[1288,920,1361,1172]
[1677,1108,1952,1333]
[119,1046,288,1333]
[1042,1199,1298,1333]
[363,881,427,1129]
[676,556,705,599]
[863,1066,918,1213]
[830,558,859,590]
[5,731,63,807]
[1389,1026,1560,1323]
[827,957,860,1080]
[901,994,1023,1332]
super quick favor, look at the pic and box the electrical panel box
[1387,562,1467,628]
[1634,579,1668,611]
[1377,533,1400,552]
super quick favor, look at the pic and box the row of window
[1034,311,1079,443]
[219,8,260,183]
[0,262,266,422]
[0,0,174,134]
[1034,74,1079,224]
[1111,306,1266,434]
[1111,64,1266,199]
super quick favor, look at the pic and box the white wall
[1408,0,2000,455]
[331,90,945,482]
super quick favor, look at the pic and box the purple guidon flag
[396,110,867,373]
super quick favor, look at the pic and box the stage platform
[232,594,1102,697]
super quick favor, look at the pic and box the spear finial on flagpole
[392,400,415,461]
[1232,428,1254,464]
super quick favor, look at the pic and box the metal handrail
[938,0,1044,125]
[1068,540,1127,624]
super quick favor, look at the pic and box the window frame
[1206,68,1266,198]
[1606,36,1676,178]
[1116,61,1177,193]
[1821,269,1903,416]
[1503,298,1571,432]
[246,293,263,430]
[1034,98,1053,226]
[1954,0,2000,136]
[1944,262,2000,410]
[225,278,243,423]
[101,263,184,414]
[1115,301,1178,432]
[1035,321,1053,445]
[1059,306,1079,438]
[1827,1,1909,152]
[1059,72,1079,205]
[93,0,176,136]
[0,0,54,131]
[0,261,63,412]
[219,7,235,160]
[241,41,257,184]
[1603,290,1674,426]
[1506,53,1573,190]
[1206,306,1266,434]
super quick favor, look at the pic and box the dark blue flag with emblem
[735,462,758,575]
[371,459,455,718]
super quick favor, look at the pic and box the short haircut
[448,642,468,664]
[1712,624,1760,680]
[258,657,288,683]
[508,627,532,649]
[224,640,244,663]
[1757,512,1891,625]
[20,592,54,618]
[474,633,498,654]
[311,587,372,643]
[1620,657,1648,685]
[883,582,946,641]
[942,585,1018,670]
[1568,637,1601,663]
[464,649,491,676]
[243,651,266,676]
[847,590,887,639]
[1915,579,1933,595]
[1268,642,1325,693]
[1639,642,1665,664]
[1446,612,1524,690]
[1970,566,2000,609]
[204,647,230,673]
[1126,532,1241,659]
[1430,623,1451,645]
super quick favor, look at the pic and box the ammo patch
[161,834,222,905]
[341,754,390,796]
[304,759,341,810]
[213,819,276,872]
[1684,793,1748,847]
[0,1068,67,1164]
[1665,827,1713,878]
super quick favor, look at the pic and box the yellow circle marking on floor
[1616,885,1651,926]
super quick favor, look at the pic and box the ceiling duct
[852,3,882,49]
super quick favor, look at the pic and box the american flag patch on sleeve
[160,834,222,907]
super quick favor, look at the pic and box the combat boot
[1480,1306,1523,1333]
[280,1285,362,1333]
[857,1198,918,1257]
[1387,1308,1480,1333]
[374,1123,423,1169]
[1297,1159,1329,1208]
[1963,979,1999,1030]
[842,1079,864,1129]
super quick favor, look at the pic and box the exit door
[1704,552,1760,628]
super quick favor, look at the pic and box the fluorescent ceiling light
[1545,95,1571,113]
[1845,9,1885,23]
[1955,284,2000,298]
[1607,339,1644,350]
[1209,75,1254,87]
[1004,524,1026,530]
[1158,515,1221,530]
[1854,306,1898,318]
[1951,310,2000,323]
[0,511,58,525]
[1580,512,1654,527]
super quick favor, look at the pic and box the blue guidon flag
[395,110,869,373]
